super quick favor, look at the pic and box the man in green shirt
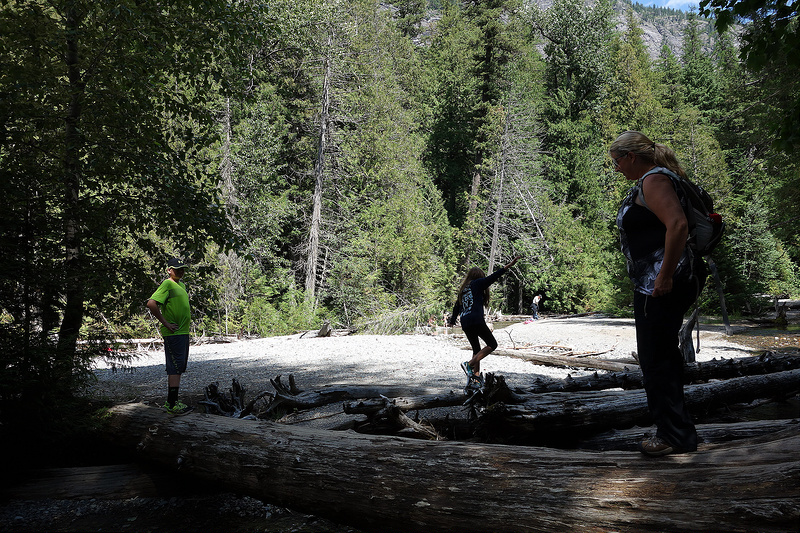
[147,257,192,414]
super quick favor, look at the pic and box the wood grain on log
[489,369,800,440]
[521,353,800,393]
[578,418,799,451]
[105,403,800,533]
[494,348,636,372]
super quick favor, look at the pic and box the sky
[637,0,702,12]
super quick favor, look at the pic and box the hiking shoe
[460,361,475,378]
[638,435,675,457]
[164,401,193,415]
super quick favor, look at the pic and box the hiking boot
[460,361,475,378]
[164,401,193,415]
[638,435,675,457]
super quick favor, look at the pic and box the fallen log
[485,369,800,442]
[104,403,800,533]
[577,418,799,451]
[495,348,636,372]
[344,390,467,415]
[259,376,457,418]
[361,397,443,440]
[276,403,367,431]
[521,352,800,393]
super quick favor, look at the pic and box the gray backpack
[637,167,725,256]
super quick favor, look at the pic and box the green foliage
[393,0,427,37]
[536,207,618,314]
[2,0,799,423]
[716,194,799,310]
[681,14,722,117]
[0,0,286,410]
[700,0,800,150]
[240,283,319,337]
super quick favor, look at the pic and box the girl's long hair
[610,130,688,180]
[456,267,491,306]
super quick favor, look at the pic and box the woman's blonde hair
[610,130,687,180]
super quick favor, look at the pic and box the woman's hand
[505,255,522,269]
[652,274,673,297]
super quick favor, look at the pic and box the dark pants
[462,322,498,355]
[633,276,704,451]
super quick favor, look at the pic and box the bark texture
[105,403,799,533]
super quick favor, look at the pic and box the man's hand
[165,322,178,333]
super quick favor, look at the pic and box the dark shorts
[164,334,190,375]
[461,322,498,354]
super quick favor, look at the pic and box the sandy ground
[87,314,763,407]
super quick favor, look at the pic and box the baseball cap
[167,257,188,269]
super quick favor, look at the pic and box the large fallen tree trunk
[105,403,799,533]
[519,352,800,394]
[577,418,799,451]
[494,348,636,372]
[484,369,800,442]
[340,353,800,417]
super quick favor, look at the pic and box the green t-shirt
[149,279,190,336]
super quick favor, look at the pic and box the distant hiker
[449,256,521,385]
[612,131,707,457]
[146,257,193,414]
[531,294,542,320]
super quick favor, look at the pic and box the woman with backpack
[611,130,707,457]
[449,256,521,385]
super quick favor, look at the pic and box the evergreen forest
[1,0,798,410]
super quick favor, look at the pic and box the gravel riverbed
[3,315,780,533]
[88,315,756,406]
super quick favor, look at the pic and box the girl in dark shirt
[449,256,521,382]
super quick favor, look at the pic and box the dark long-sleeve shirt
[449,268,506,327]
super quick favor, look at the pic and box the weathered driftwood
[275,403,367,430]
[577,418,799,451]
[261,375,451,417]
[521,352,800,394]
[198,378,273,418]
[197,375,461,428]
[360,398,443,440]
[344,390,467,415]
[104,403,800,533]
[494,348,636,372]
[485,369,800,441]
[298,322,352,338]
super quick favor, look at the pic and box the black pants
[462,321,498,355]
[633,275,704,451]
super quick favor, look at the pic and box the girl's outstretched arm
[504,255,522,270]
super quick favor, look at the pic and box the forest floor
[2,312,798,532]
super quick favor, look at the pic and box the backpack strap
[636,166,680,211]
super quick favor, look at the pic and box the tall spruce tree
[0,0,270,405]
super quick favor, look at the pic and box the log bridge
[106,403,798,533]
[102,352,800,533]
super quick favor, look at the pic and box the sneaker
[638,435,675,457]
[164,401,193,415]
[460,361,475,378]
